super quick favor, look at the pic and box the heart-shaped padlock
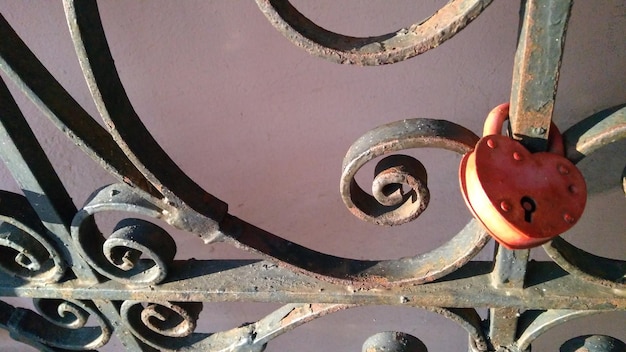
[459,103,587,249]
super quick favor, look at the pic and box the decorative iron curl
[543,104,626,290]
[0,191,65,283]
[72,183,177,286]
[120,300,204,350]
[0,298,111,351]
[341,118,479,226]
[362,154,429,226]
[255,0,493,66]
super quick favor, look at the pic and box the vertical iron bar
[489,0,573,349]
[509,0,573,152]
[489,246,530,348]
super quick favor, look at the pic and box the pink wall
[0,1,624,351]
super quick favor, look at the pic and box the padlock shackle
[482,103,564,155]
[482,103,511,136]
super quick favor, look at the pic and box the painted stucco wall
[0,1,624,351]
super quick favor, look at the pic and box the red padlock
[459,103,587,249]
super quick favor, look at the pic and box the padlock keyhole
[521,196,536,223]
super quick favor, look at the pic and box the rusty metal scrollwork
[0,0,624,351]
[72,184,177,286]
[0,298,112,350]
[62,0,491,289]
[120,301,205,351]
[340,118,479,226]
[0,192,66,283]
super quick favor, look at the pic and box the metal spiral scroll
[341,118,478,225]
[0,298,111,350]
[0,191,65,283]
[255,0,493,66]
[71,183,177,286]
[120,301,205,351]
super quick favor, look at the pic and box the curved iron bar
[515,309,603,351]
[543,104,626,290]
[119,302,347,351]
[254,0,493,66]
[64,0,227,240]
[118,301,486,352]
[562,104,626,164]
[0,14,156,201]
[0,298,111,351]
[62,0,491,288]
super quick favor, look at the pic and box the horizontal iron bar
[0,260,624,310]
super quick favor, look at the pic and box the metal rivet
[558,164,569,175]
[500,201,511,212]
[564,213,575,223]
[568,185,578,194]
[513,152,523,161]
[487,139,496,148]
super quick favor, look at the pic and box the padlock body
[460,135,587,249]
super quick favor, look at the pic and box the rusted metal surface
[0,1,624,351]
[1,260,625,311]
[341,118,479,226]
[488,247,529,349]
[65,0,228,240]
[255,0,494,66]
[562,104,626,164]
[509,0,573,153]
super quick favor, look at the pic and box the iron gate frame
[0,0,624,351]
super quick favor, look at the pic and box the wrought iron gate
[0,0,625,351]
